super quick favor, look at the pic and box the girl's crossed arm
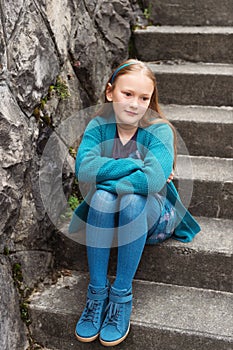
[96,124,174,195]
[75,119,144,184]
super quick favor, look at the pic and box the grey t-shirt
[112,129,141,160]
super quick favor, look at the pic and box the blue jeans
[86,190,176,291]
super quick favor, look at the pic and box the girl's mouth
[125,110,138,116]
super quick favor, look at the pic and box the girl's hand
[167,171,174,183]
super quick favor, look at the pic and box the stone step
[133,26,233,64]
[175,155,233,219]
[54,216,233,293]
[148,62,233,106]
[162,104,233,158]
[28,271,233,350]
[142,0,233,26]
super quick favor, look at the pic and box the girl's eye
[142,97,149,101]
[123,92,131,97]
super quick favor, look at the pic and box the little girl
[69,59,201,346]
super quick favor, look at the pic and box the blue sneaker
[75,284,109,342]
[99,287,133,347]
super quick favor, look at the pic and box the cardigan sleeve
[76,118,144,183]
[97,123,174,195]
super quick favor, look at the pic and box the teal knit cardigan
[69,115,201,242]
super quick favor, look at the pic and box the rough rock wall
[0,1,142,349]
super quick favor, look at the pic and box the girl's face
[106,70,154,127]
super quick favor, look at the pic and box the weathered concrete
[162,104,233,158]
[176,155,232,183]
[28,271,233,350]
[53,216,233,292]
[175,156,233,219]
[148,62,233,106]
[163,104,233,123]
[134,26,233,64]
[141,0,233,26]
[175,155,233,219]
[135,216,233,292]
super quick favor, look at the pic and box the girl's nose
[129,97,138,109]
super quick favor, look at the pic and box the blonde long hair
[97,59,177,168]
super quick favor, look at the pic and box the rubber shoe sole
[75,330,99,343]
[99,323,130,347]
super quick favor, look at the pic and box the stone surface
[163,104,233,123]
[53,215,233,292]
[68,0,133,103]
[5,0,60,114]
[148,62,233,106]
[177,155,232,183]
[28,271,233,350]
[9,250,54,289]
[0,0,136,112]
[141,0,233,26]
[0,83,36,250]
[177,156,233,219]
[0,255,29,350]
[176,155,233,219]
[162,104,233,158]
[133,26,233,63]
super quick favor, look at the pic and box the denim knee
[119,194,147,225]
[90,190,118,214]
[118,194,147,245]
[87,191,118,247]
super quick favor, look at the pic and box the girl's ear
[106,83,113,101]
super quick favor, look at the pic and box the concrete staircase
[29,2,233,349]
